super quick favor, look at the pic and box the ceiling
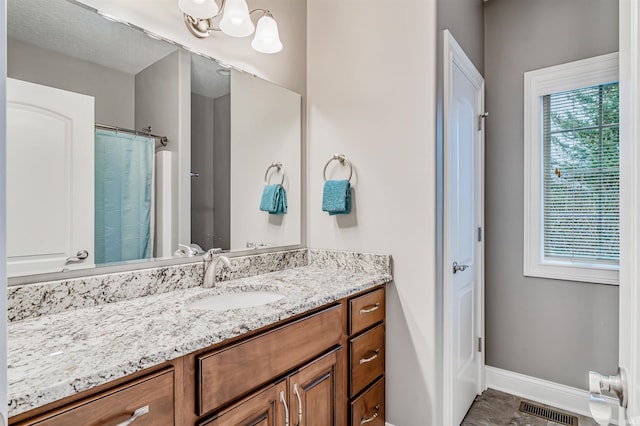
[8,0,230,98]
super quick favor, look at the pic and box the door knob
[65,250,89,264]
[452,261,469,274]
[588,367,627,425]
[589,367,627,408]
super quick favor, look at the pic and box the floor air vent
[518,401,578,425]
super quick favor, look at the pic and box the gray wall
[135,50,190,256]
[7,38,135,128]
[190,92,230,251]
[213,94,230,251]
[484,0,619,390]
[191,93,215,251]
[438,0,484,73]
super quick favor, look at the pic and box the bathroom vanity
[7,250,391,426]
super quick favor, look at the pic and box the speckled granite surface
[308,249,391,275]
[7,263,203,323]
[8,249,308,323]
[8,262,391,418]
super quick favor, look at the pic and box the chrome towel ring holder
[264,162,285,185]
[323,154,353,182]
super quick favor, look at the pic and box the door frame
[442,29,486,426]
[619,0,639,422]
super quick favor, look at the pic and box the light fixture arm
[183,0,227,38]
[183,2,275,39]
[249,9,272,18]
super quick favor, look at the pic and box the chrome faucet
[203,251,231,288]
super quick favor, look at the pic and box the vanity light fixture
[179,0,283,53]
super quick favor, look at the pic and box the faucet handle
[203,255,232,288]
[203,249,220,261]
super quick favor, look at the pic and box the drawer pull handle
[293,383,303,426]
[280,390,290,426]
[359,349,380,364]
[360,303,380,314]
[360,404,380,425]
[116,405,149,426]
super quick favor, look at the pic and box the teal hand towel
[260,184,287,215]
[322,180,351,215]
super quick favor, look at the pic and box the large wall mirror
[6,0,302,281]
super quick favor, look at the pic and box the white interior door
[7,78,94,276]
[443,30,485,426]
[619,0,640,423]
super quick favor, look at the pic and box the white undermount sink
[188,291,285,311]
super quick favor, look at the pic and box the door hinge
[478,112,489,131]
[478,227,482,242]
[478,337,483,352]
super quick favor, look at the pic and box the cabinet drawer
[197,304,343,416]
[19,369,175,426]
[349,289,384,335]
[350,323,384,397]
[351,378,385,426]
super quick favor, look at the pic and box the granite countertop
[8,264,391,417]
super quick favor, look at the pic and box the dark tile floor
[461,389,598,426]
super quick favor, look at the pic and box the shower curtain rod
[95,123,169,146]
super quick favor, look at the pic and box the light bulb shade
[179,0,219,19]
[219,0,254,37]
[251,15,283,53]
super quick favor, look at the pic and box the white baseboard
[385,423,396,426]
[485,366,619,425]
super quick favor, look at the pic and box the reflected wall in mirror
[6,0,302,279]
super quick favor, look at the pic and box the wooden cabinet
[199,348,344,426]
[197,305,343,416]
[350,324,385,397]
[288,348,344,426]
[10,286,387,426]
[347,288,386,425]
[13,368,175,426]
[349,289,385,335]
[350,378,385,426]
[198,380,287,426]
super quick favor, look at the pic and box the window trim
[523,52,620,285]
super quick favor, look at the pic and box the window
[524,53,619,285]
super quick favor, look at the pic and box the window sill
[524,260,619,285]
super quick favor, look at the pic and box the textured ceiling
[8,0,231,99]
[190,52,230,99]
[8,0,179,74]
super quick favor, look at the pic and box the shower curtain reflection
[94,129,155,265]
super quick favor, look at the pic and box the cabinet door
[288,347,344,426]
[201,380,287,426]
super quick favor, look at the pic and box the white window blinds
[542,82,619,263]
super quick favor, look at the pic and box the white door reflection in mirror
[7,78,94,276]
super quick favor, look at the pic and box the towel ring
[323,154,353,182]
[264,162,285,185]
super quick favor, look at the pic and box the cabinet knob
[293,383,303,426]
[280,391,290,426]
[115,405,149,426]
[359,303,380,314]
[359,349,380,364]
[360,404,380,425]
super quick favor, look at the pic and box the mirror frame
[8,0,306,286]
